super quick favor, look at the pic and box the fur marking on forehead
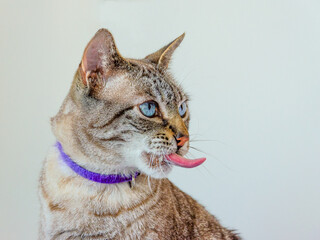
[131,66,184,105]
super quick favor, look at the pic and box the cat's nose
[176,133,189,148]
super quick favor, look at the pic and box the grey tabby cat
[39,29,240,240]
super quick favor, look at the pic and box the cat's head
[52,29,205,179]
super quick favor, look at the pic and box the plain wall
[0,0,319,239]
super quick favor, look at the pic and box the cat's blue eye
[139,101,157,117]
[178,102,187,117]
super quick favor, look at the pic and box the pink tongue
[165,153,206,168]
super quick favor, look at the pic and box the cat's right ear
[79,29,126,88]
[145,33,185,70]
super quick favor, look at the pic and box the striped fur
[39,29,239,239]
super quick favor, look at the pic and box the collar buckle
[129,175,136,189]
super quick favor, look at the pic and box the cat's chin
[140,164,173,179]
[135,152,173,179]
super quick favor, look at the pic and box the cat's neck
[51,96,137,176]
[55,141,140,185]
[42,146,162,218]
[45,144,160,196]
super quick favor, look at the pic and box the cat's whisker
[189,146,232,171]
[176,66,195,87]
[158,150,166,177]
[146,153,158,189]
[150,153,155,168]
[189,146,208,155]
[189,139,225,144]
[185,152,215,179]
[189,135,228,145]
[144,173,149,183]
[147,175,152,192]
[200,164,216,178]
[159,158,165,176]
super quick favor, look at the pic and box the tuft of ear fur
[145,33,185,70]
[79,29,127,88]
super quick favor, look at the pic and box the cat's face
[53,29,203,178]
[86,67,189,178]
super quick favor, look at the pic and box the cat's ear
[79,29,126,87]
[145,33,185,70]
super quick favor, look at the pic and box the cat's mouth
[142,152,206,169]
[142,152,171,170]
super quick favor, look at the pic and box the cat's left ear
[79,29,127,87]
[145,33,185,70]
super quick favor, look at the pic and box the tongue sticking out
[165,153,206,168]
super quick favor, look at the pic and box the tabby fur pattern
[39,29,240,240]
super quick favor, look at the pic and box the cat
[39,29,240,240]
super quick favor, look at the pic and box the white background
[0,0,319,239]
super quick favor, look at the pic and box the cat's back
[156,179,239,240]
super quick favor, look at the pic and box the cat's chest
[53,183,163,239]
[42,156,168,239]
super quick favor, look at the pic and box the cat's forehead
[128,60,186,106]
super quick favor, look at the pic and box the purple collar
[56,141,140,184]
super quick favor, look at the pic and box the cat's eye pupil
[179,102,187,117]
[139,101,157,117]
